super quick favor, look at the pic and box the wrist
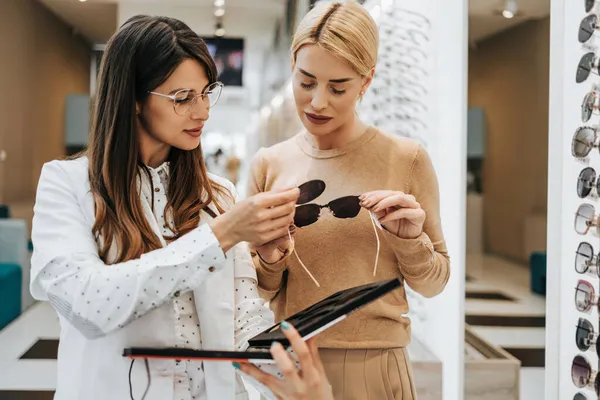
[256,247,288,265]
[209,216,237,253]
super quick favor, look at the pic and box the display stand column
[547,1,600,399]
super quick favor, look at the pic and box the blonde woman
[247,1,450,399]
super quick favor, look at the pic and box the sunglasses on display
[575,279,600,312]
[572,126,599,158]
[576,317,599,353]
[148,82,224,116]
[575,203,600,235]
[572,354,600,395]
[577,167,600,198]
[574,392,589,400]
[582,89,600,122]
[576,242,600,276]
[577,52,600,84]
[579,14,600,44]
[587,0,599,13]
[384,8,431,30]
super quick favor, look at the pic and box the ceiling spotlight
[215,28,225,37]
[502,0,517,19]
[214,0,225,7]
[79,0,87,2]
[214,8,225,17]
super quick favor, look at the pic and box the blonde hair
[291,1,378,76]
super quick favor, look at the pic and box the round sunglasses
[575,203,600,235]
[576,317,599,354]
[572,126,599,158]
[572,354,600,395]
[582,90,600,122]
[574,392,589,400]
[576,242,600,276]
[587,0,599,14]
[577,52,600,84]
[577,167,600,198]
[576,279,599,312]
[579,14,600,44]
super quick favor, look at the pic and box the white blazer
[30,157,275,400]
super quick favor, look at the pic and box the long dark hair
[87,15,230,263]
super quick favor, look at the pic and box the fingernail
[271,341,279,349]
[232,362,241,369]
[281,321,291,330]
[289,225,296,232]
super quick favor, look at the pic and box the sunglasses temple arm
[287,230,321,288]
[369,212,381,276]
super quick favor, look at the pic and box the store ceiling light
[502,0,518,19]
[214,0,225,7]
[79,0,87,2]
[214,8,225,17]
[215,28,225,37]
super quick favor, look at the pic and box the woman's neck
[309,117,369,150]
[139,131,171,168]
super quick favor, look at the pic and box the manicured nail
[281,321,291,330]
[232,362,241,369]
[271,341,279,349]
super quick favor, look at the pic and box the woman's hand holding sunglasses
[255,225,297,264]
[359,190,426,239]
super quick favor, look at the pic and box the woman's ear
[135,102,141,115]
[361,67,376,96]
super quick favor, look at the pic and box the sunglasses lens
[294,204,321,227]
[572,355,592,388]
[328,196,362,219]
[578,167,596,198]
[575,204,595,234]
[576,318,594,350]
[582,93,594,122]
[297,180,326,205]
[576,242,594,274]
[573,127,595,157]
[576,281,594,311]
[579,15,597,43]
[574,392,589,400]
[586,0,595,13]
[577,52,595,83]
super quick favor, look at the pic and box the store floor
[466,252,546,400]
[0,253,544,399]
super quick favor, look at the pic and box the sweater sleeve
[383,144,450,298]
[246,149,292,300]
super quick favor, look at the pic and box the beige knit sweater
[247,127,450,349]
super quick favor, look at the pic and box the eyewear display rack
[547,1,600,399]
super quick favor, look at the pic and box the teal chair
[0,219,33,316]
[529,252,546,296]
[0,263,21,329]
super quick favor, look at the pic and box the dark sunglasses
[578,167,600,198]
[572,354,600,394]
[576,242,600,276]
[574,392,589,400]
[572,126,599,158]
[587,0,598,13]
[577,52,600,83]
[582,90,600,122]
[579,14,600,43]
[576,317,599,354]
[294,179,362,228]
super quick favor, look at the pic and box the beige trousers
[319,348,417,400]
